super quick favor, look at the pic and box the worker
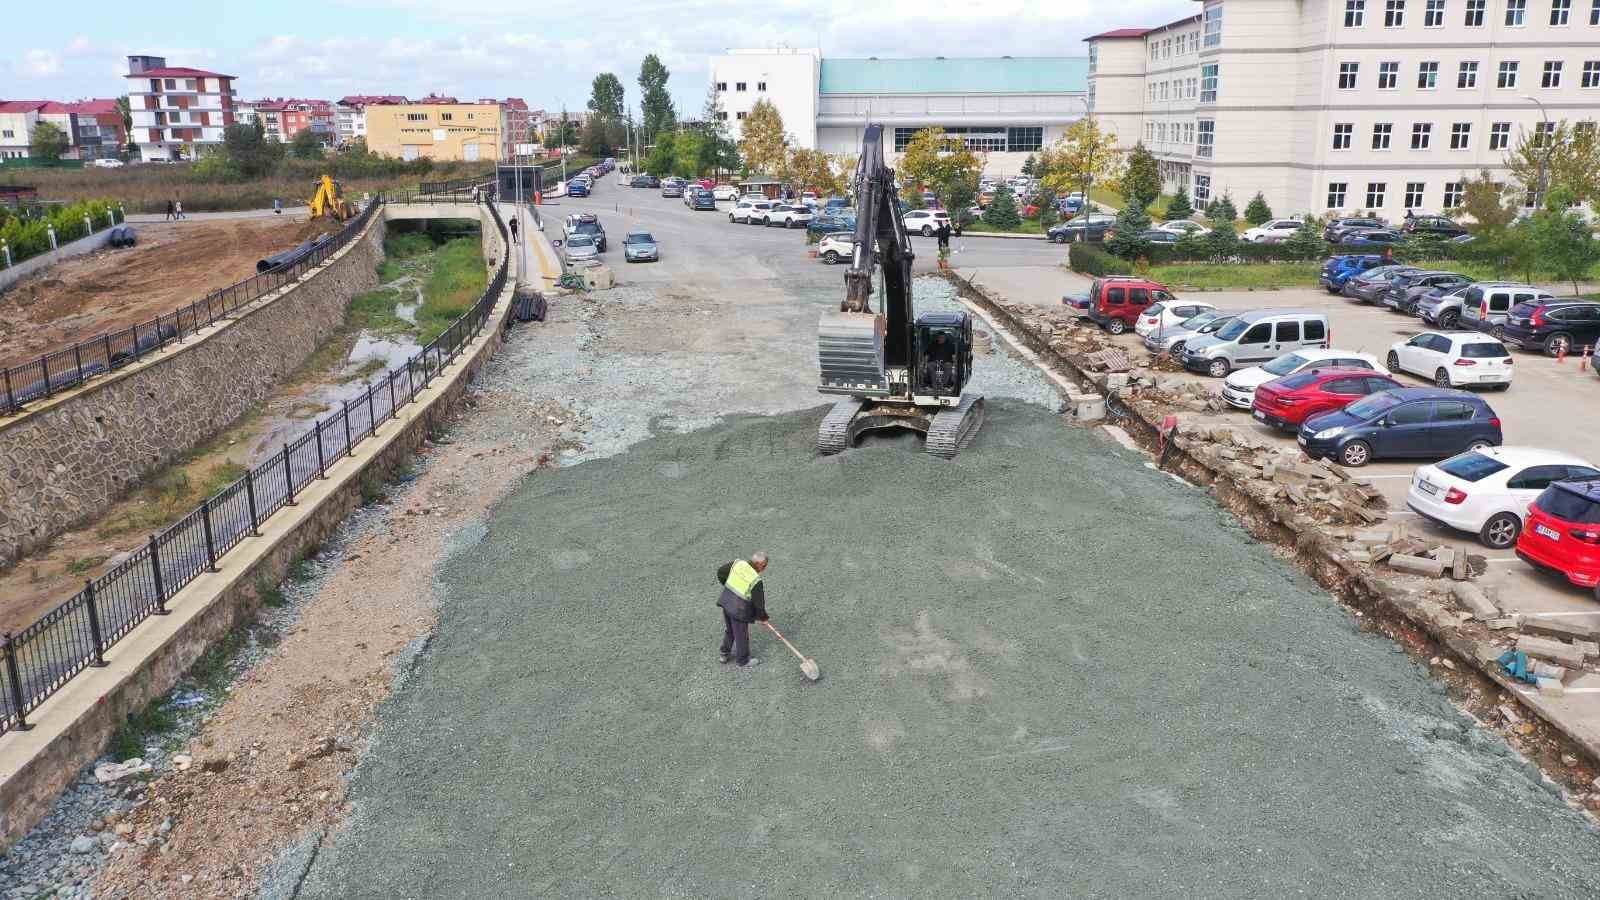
[926,331,955,362]
[509,216,520,244]
[716,552,770,667]
[936,220,951,251]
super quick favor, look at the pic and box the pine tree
[1244,192,1273,225]
[983,185,1022,229]
[1164,186,1195,221]
[1105,202,1153,258]
[1021,154,1036,176]
[1207,192,1238,224]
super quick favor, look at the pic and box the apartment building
[365,100,503,162]
[1087,0,1600,220]
[335,95,407,146]
[0,99,126,161]
[0,102,55,160]
[124,55,236,162]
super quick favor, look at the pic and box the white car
[712,184,740,201]
[1386,331,1513,389]
[902,208,951,236]
[91,158,125,169]
[1155,220,1210,237]
[765,204,813,228]
[1407,446,1600,548]
[1221,348,1388,409]
[818,233,856,264]
[1135,300,1217,338]
[730,199,773,224]
[1242,218,1305,243]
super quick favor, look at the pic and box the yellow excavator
[308,175,354,221]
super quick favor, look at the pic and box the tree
[672,130,704,177]
[1122,143,1160,212]
[643,132,676,176]
[1283,218,1326,261]
[1207,192,1238,223]
[587,73,625,121]
[1105,202,1153,258]
[1021,154,1036,176]
[580,116,617,157]
[946,172,980,229]
[1454,169,1517,232]
[1530,189,1600,296]
[28,121,69,160]
[289,128,324,160]
[114,96,132,147]
[1164,186,1195,221]
[1036,118,1121,199]
[222,120,282,178]
[1204,221,1240,260]
[738,98,788,175]
[784,148,847,197]
[983,185,1022,230]
[1244,192,1273,225]
[638,54,676,142]
[897,127,981,212]
[1506,119,1600,208]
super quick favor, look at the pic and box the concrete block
[1071,397,1105,422]
[1518,635,1587,667]
[1521,616,1600,643]
[1353,530,1393,546]
[1370,545,1394,563]
[1498,704,1523,724]
[1272,466,1312,486]
[1389,553,1446,577]
[1450,582,1499,620]
[1430,547,1457,567]
[1576,640,1600,658]
[1451,550,1468,581]
[1345,549,1373,564]
[1532,661,1568,681]
[1537,677,1566,696]
[1488,616,1523,631]
[582,265,614,290]
[1103,372,1130,390]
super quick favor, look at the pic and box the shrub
[983,185,1021,229]
[1164,187,1194,221]
[1069,242,1133,276]
[1104,202,1153,259]
[1204,221,1241,259]
[1207,193,1238,224]
[1244,192,1273,225]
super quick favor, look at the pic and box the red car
[1517,478,1600,601]
[1084,276,1173,335]
[1250,367,1402,432]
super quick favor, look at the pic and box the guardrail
[0,200,510,737]
[0,199,383,417]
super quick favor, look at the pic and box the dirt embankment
[0,217,336,368]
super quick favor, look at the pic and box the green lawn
[964,218,1048,235]
[1147,261,1323,291]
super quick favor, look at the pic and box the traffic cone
[1558,342,1568,364]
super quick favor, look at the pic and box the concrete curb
[956,231,1049,242]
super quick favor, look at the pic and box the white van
[1179,308,1332,377]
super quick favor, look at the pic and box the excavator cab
[913,313,973,401]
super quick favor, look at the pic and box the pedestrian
[716,552,770,668]
[165,198,174,221]
[273,197,283,215]
[174,199,184,220]
[509,216,519,244]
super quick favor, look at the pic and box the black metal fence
[0,200,383,417]
[0,200,510,737]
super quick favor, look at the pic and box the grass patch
[287,542,322,582]
[65,554,109,575]
[361,470,386,505]
[1147,261,1324,291]
[964,218,1047,235]
[257,574,288,609]
[340,357,389,384]
[109,697,178,760]
[96,461,248,538]
[189,627,249,696]
[416,237,488,343]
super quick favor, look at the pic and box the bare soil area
[0,217,335,368]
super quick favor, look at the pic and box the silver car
[1414,286,1472,328]
[1143,311,1234,356]
[562,233,601,268]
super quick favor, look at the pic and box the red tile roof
[128,66,235,79]
[61,99,120,115]
[0,100,49,113]
[1084,27,1155,40]
[338,95,408,107]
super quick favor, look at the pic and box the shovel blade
[801,659,820,681]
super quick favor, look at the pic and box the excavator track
[817,398,867,455]
[924,394,985,459]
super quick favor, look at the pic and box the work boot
[718,652,731,664]
[739,658,760,668]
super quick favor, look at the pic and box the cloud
[22,49,63,78]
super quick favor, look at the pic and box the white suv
[1387,331,1513,389]
[1407,446,1600,547]
[713,184,740,201]
[766,204,814,228]
[902,209,951,236]
[730,200,773,224]
[818,233,856,264]
[1242,219,1304,243]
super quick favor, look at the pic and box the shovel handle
[762,621,807,663]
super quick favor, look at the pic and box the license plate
[1479,375,1499,382]
[1536,523,1561,541]
[1254,410,1266,421]
[1298,435,1308,446]
[1418,480,1438,495]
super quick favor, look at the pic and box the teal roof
[819,57,1087,95]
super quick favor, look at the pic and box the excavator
[815,124,985,458]
[308,174,354,221]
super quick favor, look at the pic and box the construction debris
[1450,582,1500,620]
[1517,635,1587,668]
[1084,348,1132,373]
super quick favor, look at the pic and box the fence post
[3,368,14,413]
[3,635,31,731]
[85,580,107,667]
[102,334,112,369]
[132,323,142,361]
[148,534,169,614]
[39,356,52,399]
[245,469,260,535]
[201,498,218,572]
[314,419,327,478]
[283,444,297,506]
[73,343,84,385]
[367,384,377,435]
[388,371,397,418]
[343,401,354,457]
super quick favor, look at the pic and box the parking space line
[1524,611,1600,618]
[1484,557,1521,563]
[1520,688,1600,695]
[1385,509,1419,516]
[1356,474,1413,480]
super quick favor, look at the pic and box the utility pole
[1521,94,1553,208]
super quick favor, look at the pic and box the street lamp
[1520,94,1552,207]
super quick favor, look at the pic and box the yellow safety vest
[725,560,761,600]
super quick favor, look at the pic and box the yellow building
[365,102,502,162]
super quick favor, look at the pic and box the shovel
[762,621,820,681]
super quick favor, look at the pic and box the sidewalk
[127,206,311,224]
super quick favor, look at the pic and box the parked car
[1251,367,1404,432]
[622,230,659,263]
[686,188,717,211]
[1155,220,1210,237]
[1320,254,1386,294]
[1181,309,1332,378]
[1324,217,1387,243]
[1048,214,1116,243]
[818,233,856,265]
[563,213,606,251]
[1415,286,1473,328]
[1516,478,1600,601]
[1221,348,1387,410]
[1084,277,1175,336]
[1298,388,1502,467]
[1144,311,1235,356]
[1342,265,1418,302]
[561,233,601,268]
[630,175,660,188]
[91,158,125,169]
[1459,283,1557,339]
[1242,218,1304,244]
[712,184,740,201]
[1386,331,1513,389]
[730,199,773,224]
[1408,447,1600,548]
[1498,299,1600,357]
[1135,299,1218,338]
[766,204,813,228]
[1136,229,1180,245]
[807,213,855,238]
[1402,214,1468,239]
[661,179,685,198]
[566,179,591,197]
[903,208,952,236]
[1339,229,1402,247]
[1381,271,1471,315]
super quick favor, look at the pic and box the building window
[715,111,727,121]
[1339,62,1361,89]
[1204,6,1223,45]
[1151,43,1159,60]
[1490,121,1512,148]
[1333,122,1354,149]
[1535,119,1558,145]
[1425,0,1448,23]
[1524,188,1543,207]
[1411,122,1433,148]
[1543,60,1563,87]
[1328,182,1349,208]
[1387,0,1408,24]
[1007,127,1043,152]
[1593,0,1600,23]
[1498,60,1519,87]
[406,113,428,121]
[1507,0,1527,23]
[1149,83,1157,101]
[1552,0,1572,22]
[1367,182,1387,207]
[757,81,767,91]
[1373,122,1394,148]
[1346,0,1367,24]
[716,82,727,91]
[1379,61,1399,88]
[1160,82,1169,100]
[1194,174,1211,202]
[1444,181,1466,207]
[1584,60,1600,86]
[1466,0,1488,21]
[440,113,453,121]
[1196,119,1215,157]
[1459,61,1480,87]
[1201,64,1219,101]
[735,82,747,91]
[1418,61,1440,87]
[1,130,12,139]
[1451,122,1472,147]
[1405,182,1426,208]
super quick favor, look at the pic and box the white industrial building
[709,49,1089,176]
[1087,0,1600,220]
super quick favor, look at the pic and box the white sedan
[1135,300,1217,338]
[713,184,740,201]
[1220,348,1387,410]
[1155,219,1210,237]
[1407,446,1600,548]
[1386,331,1513,389]
[1242,218,1304,243]
[902,208,951,236]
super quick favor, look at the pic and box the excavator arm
[842,124,915,370]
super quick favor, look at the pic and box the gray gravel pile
[298,403,1600,898]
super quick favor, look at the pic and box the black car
[687,188,717,211]
[1403,214,1468,238]
[1324,217,1386,242]
[630,175,660,188]
[1298,387,1503,467]
[807,213,855,237]
[1339,228,1402,247]
[1049,214,1116,243]
[1500,299,1600,357]
[1381,271,1471,315]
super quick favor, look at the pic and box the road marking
[1520,687,1600,695]
[1357,474,1414,480]
[1484,557,1521,564]
[1523,610,1600,618]
[1386,510,1419,516]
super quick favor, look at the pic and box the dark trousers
[720,612,751,664]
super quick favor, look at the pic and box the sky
[7,0,1195,116]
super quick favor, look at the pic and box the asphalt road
[293,182,1600,898]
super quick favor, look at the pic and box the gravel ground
[298,403,1600,898]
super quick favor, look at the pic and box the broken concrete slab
[1389,554,1446,577]
[1518,635,1587,668]
[1450,551,1468,581]
[1538,677,1566,696]
[1353,530,1393,546]
[1488,616,1523,631]
[1521,616,1600,643]
[1576,640,1599,659]
[1450,582,1500,620]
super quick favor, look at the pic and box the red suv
[1517,478,1600,601]
[1250,367,1403,432]
[1085,277,1174,336]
